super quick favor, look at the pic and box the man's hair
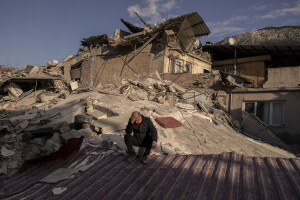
[132,111,141,117]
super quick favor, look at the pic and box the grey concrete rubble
[0,72,297,176]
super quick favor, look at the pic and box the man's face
[135,115,142,124]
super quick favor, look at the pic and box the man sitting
[124,111,157,164]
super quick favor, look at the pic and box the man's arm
[125,119,134,134]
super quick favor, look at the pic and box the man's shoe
[127,153,136,162]
[142,155,148,165]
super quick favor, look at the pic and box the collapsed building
[63,12,211,88]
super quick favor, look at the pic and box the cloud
[127,0,178,25]
[260,0,300,19]
[248,3,267,11]
[206,15,248,38]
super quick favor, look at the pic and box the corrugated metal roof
[203,44,300,62]
[154,12,210,37]
[1,146,299,200]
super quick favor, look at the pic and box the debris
[4,82,23,99]
[74,114,92,125]
[43,132,62,153]
[86,109,107,120]
[93,112,147,133]
[1,147,15,157]
[175,103,194,110]
[102,139,114,149]
[40,168,79,183]
[52,187,67,196]
[242,111,289,150]
[14,120,29,134]
[70,81,78,91]
[161,143,177,155]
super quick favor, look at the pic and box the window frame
[243,100,286,126]
[269,101,286,126]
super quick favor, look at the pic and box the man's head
[131,111,142,124]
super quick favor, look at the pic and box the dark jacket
[125,115,158,142]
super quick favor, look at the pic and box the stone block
[155,117,182,128]
[70,81,78,91]
[74,114,92,124]
[102,139,113,149]
[14,120,29,134]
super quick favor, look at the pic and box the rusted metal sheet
[1,149,299,200]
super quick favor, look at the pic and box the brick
[155,117,182,128]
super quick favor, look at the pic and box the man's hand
[130,116,136,124]
[152,141,157,149]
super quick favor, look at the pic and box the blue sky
[0,0,299,68]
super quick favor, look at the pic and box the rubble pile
[0,67,297,175]
[117,73,233,129]
[0,106,99,175]
[0,61,69,110]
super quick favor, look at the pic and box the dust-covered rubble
[0,71,297,176]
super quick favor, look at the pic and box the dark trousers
[124,134,153,155]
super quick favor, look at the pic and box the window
[245,102,255,114]
[270,102,285,125]
[170,58,193,74]
[185,62,192,73]
[244,101,285,126]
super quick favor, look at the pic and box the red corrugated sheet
[19,136,84,173]
[0,147,299,200]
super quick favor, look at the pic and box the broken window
[244,101,285,126]
[170,59,192,74]
[170,59,184,73]
[185,62,192,73]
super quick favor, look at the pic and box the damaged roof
[1,146,299,200]
[81,34,110,47]
[203,45,300,66]
[153,12,211,37]
[120,18,144,33]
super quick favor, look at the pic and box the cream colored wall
[214,61,265,83]
[163,49,211,74]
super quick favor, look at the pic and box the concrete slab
[86,109,107,120]
[40,168,79,183]
[93,112,148,133]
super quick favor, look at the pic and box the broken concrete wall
[263,66,300,88]
[149,43,165,74]
[62,48,103,84]
[228,89,300,137]
[113,29,130,41]
[80,59,93,87]
[242,111,289,150]
[93,52,152,86]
